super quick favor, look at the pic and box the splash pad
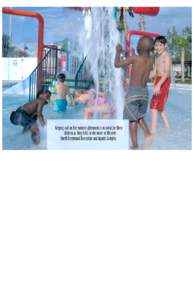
[79,8,125,118]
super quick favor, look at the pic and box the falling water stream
[80,7,125,118]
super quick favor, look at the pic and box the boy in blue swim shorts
[54,73,69,112]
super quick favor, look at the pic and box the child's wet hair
[154,36,167,45]
[137,36,154,54]
[36,89,51,99]
[36,89,44,98]
[45,89,51,96]
[10,111,20,125]
[57,73,66,82]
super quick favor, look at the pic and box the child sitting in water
[10,89,51,144]
[74,89,114,119]
[52,73,69,112]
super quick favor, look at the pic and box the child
[10,89,51,144]
[74,89,91,104]
[114,36,154,149]
[53,73,69,112]
[74,89,113,119]
[150,36,172,134]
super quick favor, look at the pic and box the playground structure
[2,7,160,102]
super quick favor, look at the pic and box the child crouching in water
[10,90,51,144]
[74,89,114,119]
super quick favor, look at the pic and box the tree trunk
[181,47,185,82]
[188,65,191,78]
[139,15,145,31]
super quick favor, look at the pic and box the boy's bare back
[56,82,69,99]
[129,55,154,87]
[115,37,154,88]
[21,95,48,122]
[22,99,42,115]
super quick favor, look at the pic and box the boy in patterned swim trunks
[114,36,154,149]
[150,36,172,135]
[10,90,51,144]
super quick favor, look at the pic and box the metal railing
[74,56,94,90]
[29,45,58,101]
[29,46,95,101]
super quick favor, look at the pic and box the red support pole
[3,8,44,63]
[3,8,44,90]
[126,30,160,53]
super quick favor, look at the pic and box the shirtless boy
[150,36,172,134]
[53,73,69,112]
[114,36,154,149]
[10,90,51,144]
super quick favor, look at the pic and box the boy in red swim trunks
[150,36,172,134]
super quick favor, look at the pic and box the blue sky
[3,7,192,55]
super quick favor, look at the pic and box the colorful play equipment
[2,8,88,101]
[2,8,44,64]
[114,7,160,32]
[3,7,45,93]
[126,29,160,52]
[3,7,161,101]
[131,7,160,16]
[72,7,160,16]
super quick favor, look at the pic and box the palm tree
[167,26,192,81]
[2,34,11,57]
[139,15,145,31]
[175,36,189,82]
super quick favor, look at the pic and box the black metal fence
[29,46,58,101]
[74,56,94,90]
[29,47,95,101]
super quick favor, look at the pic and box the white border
[0,3,194,300]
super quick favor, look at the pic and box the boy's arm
[153,54,171,95]
[114,44,135,68]
[149,62,157,80]
[37,101,45,126]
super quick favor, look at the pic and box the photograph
[2,6,192,150]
